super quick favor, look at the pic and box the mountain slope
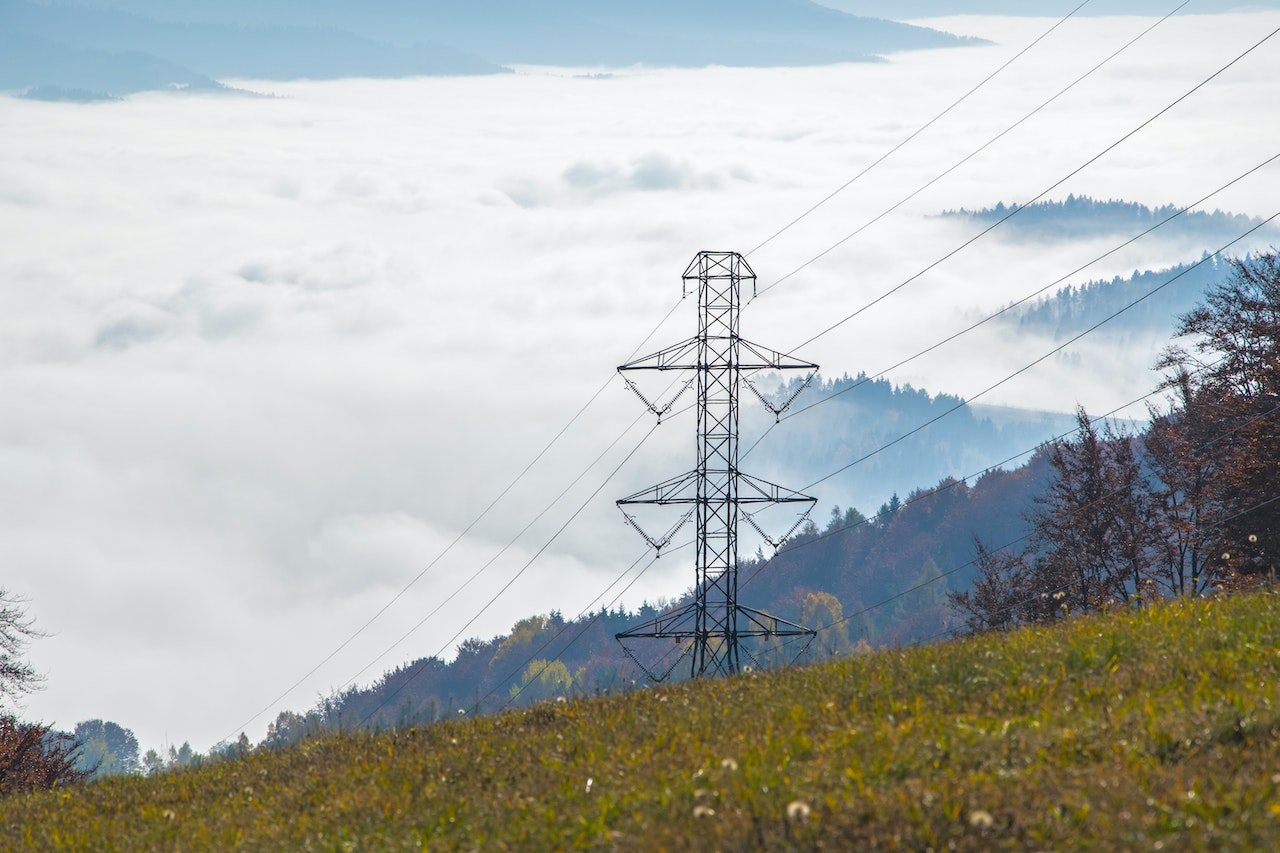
[4,592,1277,850]
[6,1,979,75]
[818,0,1280,17]
[0,0,507,95]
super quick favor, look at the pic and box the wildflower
[786,800,812,822]
[585,777,593,794]
[968,809,995,829]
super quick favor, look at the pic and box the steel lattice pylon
[616,251,819,680]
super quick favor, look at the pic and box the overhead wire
[915,489,1280,648]
[523,357,1261,691]
[348,17,1280,715]
[725,201,1280,654]
[219,289,687,742]
[744,0,1099,258]
[340,415,659,696]
[487,543,682,714]
[793,211,1278,494]
[754,397,1280,666]
[749,0,1191,299]
[358,21,1277,713]
[770,23,1280,350]
[737,148,1280,465]
[310,10,1135,723]
[226,3,1263,740]
[348,418,660,725]
[805,399,1280,644]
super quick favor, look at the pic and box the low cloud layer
[2,12,1278,750]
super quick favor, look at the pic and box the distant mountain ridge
[995,258,1229,340]
[0,0,980,98]
[817,1,1280,18]
[751,371,1078,514]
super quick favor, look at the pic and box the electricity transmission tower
[616,251,819,680]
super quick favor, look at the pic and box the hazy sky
[2,12,1278,751]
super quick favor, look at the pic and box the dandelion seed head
[786,800,812,822]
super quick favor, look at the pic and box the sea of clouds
[2,12,1278,750]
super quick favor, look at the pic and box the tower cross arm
[737,337,818,372]
[735,472,817,505]
[618,337,699,373]
[616,470,700,505]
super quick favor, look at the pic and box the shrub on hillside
[0,717,86,796]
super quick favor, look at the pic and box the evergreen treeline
[752,371,1075,515]
[995,256,1227,339]
[943,196,1270,244]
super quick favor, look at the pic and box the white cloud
[1,11,1278,750]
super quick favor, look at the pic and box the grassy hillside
[5,592,1280,850]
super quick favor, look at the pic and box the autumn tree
[73,719,140,779]
[1158,252,1280,585]
[1026,408,1157,614]
[947,538,1031,633]
[0,592,86,794]
[0,589,43,707]
[509,659,573,705]
[1143,369,1227,597]
[0,719,85,796]
[800,591,848,658]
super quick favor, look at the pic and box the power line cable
[749,0,1190,298]
[745,0,1099,257]
[814,400,1280,642]
[733,209,1280,604]
[737,148,1280,463]
[339,415,657,697]
[916,489,1280,647]
[738,377,1206,593]
[224,4,1251,741]
[219,292,688,742]
[775,24,1280,350]
[489,544,680,713]
[798,211,1279,493]
[347,35,1278,719]
[480,146,1280,707]
[352,420,660,726]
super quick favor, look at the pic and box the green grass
[6,592,1280,850]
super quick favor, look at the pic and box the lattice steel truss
[616,251,819,680]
